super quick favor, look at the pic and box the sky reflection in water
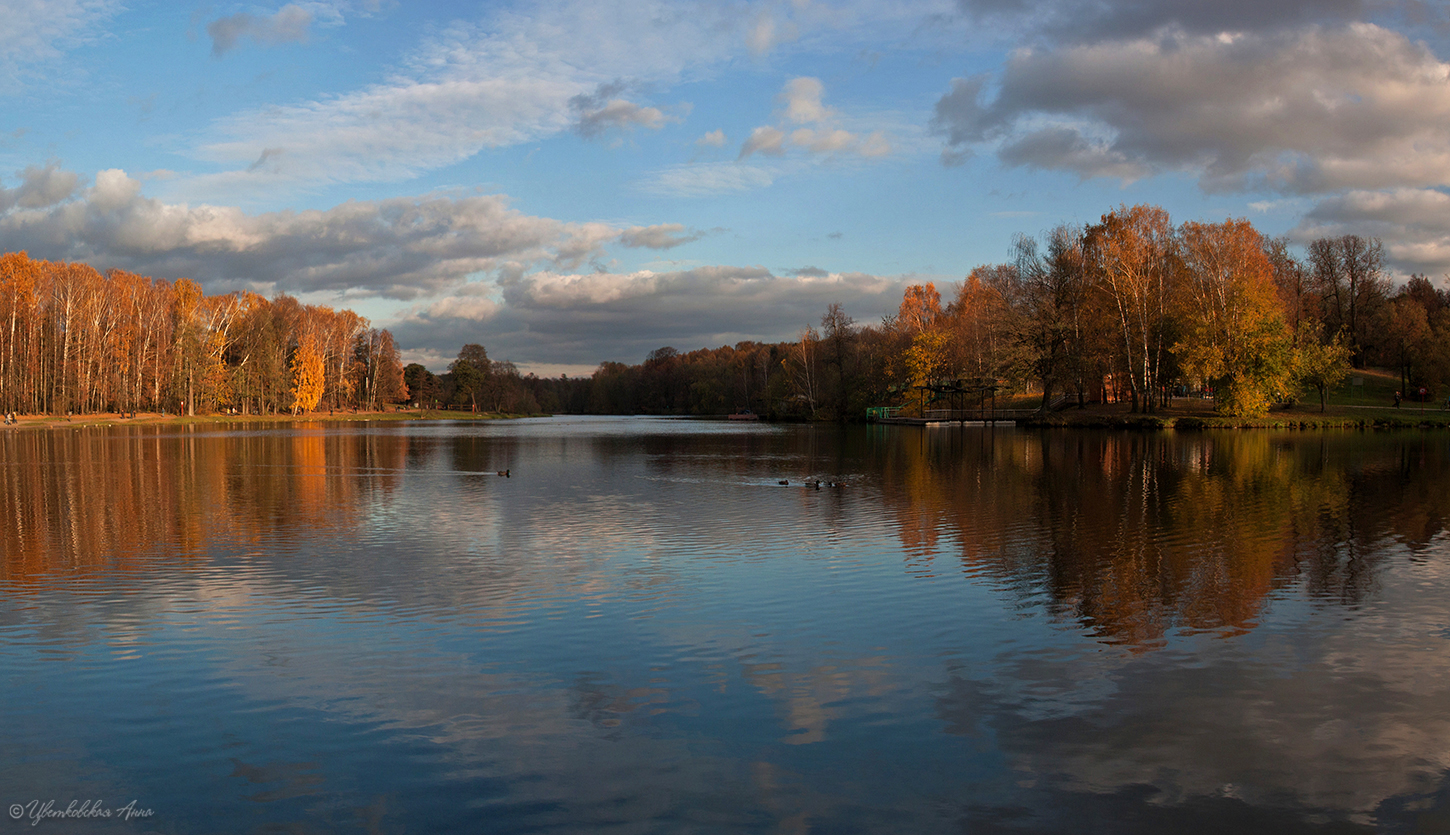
[2,417,1449,833]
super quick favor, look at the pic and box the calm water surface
[3,417,1450,833]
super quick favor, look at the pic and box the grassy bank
[1021,368,1450,430]
[1020,407,1450,430]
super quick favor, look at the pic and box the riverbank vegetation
[0,252,408,416]
[5,202,1447,422]
[544,204,1449,420]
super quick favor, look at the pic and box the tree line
[8,203,1444,421]
[402,344,563,416]
[0,251,407,416]
[895,205,1444,416]
[527,204,1446,420]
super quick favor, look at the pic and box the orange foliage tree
[289,335,326,414]
[0,252,406,416]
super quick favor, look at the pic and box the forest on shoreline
[508,203,1449,420]
[0,252,407,417]
[5,202,1448,421]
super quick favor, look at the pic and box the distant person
[1394,391,1402,408]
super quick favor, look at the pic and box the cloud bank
[0,167,620,300]
[392,265,911,366]
[934,24,1450,193]
[0,164,899,370]
[933,2,1450,278]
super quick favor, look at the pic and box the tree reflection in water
[0,424,407,584]
[4,420,1449,832]
[876,428,1445,647]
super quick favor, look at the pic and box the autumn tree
[783,329,820,417]
[904,330,951,388]
[0,253,42,413]
[947,264,1018,384]
[353,329,407,409]
[1377,295,1435,397]
[1401,274,1446,316]
[1008,227,1096,408]
[1175,219,1294,417]
[289,335,325,414]
[896,282,942,334]
[1084,205,1179,412]
[639,346,684,413]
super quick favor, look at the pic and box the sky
[2,0,1450,374]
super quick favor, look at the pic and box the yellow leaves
[1175,218,1293,417]
[905,329,951,388]
[0,251,42,302]
[172,277,203,322]
[289,336,325,414]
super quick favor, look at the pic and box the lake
[2,417,1449,833]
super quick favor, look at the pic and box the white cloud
[997,126,1150,182]
[740,77,895,160]
[746,9,798,55]
[187,71,577,196]
[0,162,79,211]
[180,0,764,198]
[696,129,727,148]
[1,164,858,366]
[175,0,940,200]
[0,167,623,300]
[781,76,832,124]
[207,5,313,56]
[419,290,500,323]
[638,162,775,197]
[739,126,787,159]
[932,24,1450,194]
[0,0,122,94]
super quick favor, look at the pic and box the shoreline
[0,409,547,430]
[1016,403,1450,430]
[6,405,1448,431]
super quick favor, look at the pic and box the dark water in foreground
[3,417,1450,833]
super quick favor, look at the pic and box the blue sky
[3,0,1449,373]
